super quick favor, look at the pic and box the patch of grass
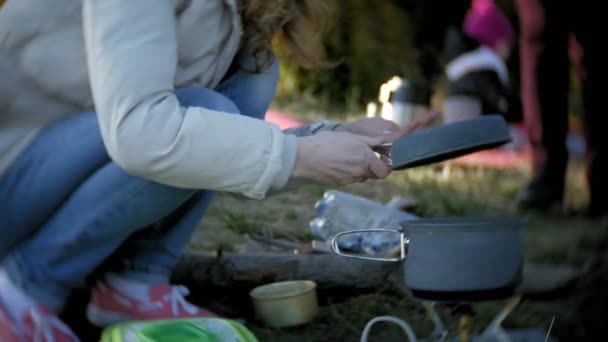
[285,209,299,221]
[388,164,527,217]
[305,183,332,199]
[218,209,262,235]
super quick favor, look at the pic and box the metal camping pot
[382,81,431,128]
[331,218,525,301]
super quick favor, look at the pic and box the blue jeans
[0,59,279,310]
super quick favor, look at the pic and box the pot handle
[330,229,407,262]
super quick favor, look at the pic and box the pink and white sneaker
[86,282,218,327]
[0,302,79,342]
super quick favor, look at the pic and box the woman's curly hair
[239,0,333,72]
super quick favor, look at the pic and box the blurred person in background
[0,0,412,340]
[515,0,607,217]
[441,0,527,151]
[441,0,515,123]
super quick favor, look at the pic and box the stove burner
[421,296,522,342]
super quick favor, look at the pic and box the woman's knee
[238,58,279,120]
[175,87,240,114]
[213,55,279,120]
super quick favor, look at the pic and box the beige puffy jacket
[0,0,299,199]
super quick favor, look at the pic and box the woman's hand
[292,131,391,185]
[336,110,440,143]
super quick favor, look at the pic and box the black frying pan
[375,115,512,170]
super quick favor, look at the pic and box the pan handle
[372,143,393,167]
[330,229,407,262]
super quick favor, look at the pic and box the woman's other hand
[335,117,399,142]
[336,110,439,143]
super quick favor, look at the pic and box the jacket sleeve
[82,0,297,199]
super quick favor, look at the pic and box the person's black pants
[517,0,607,210]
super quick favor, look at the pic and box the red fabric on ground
[450,148,531,168]
[266,110,305,130]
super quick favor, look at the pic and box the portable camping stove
[414,295,552,342]
[419,296,521,342]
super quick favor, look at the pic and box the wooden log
[172,252,584,299]
[172,251,407,293]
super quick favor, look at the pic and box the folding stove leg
[479,296,522,342]
[421,302,449,342]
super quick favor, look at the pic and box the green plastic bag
[100,318,258,342]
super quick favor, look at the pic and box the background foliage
[275,0,518,114]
